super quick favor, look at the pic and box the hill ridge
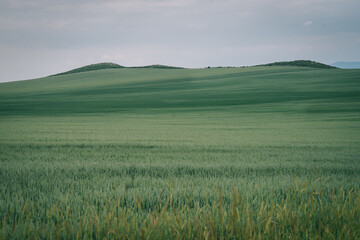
[52,60,336,77]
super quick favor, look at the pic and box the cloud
[1,0,360,82]
[303,21,313,26]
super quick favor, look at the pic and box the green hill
[0,64,359,116]
[50,60,333,77]
[261,60,337,69]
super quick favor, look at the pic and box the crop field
[0,66,360,239]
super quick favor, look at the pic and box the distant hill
[52,60,339,77]
[331,62,360,69]
[260,60,337,69]
[2,64,360,116]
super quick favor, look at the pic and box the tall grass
[1,177,359,239]
[1,112,359,239]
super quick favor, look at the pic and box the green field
[1,65,360,239]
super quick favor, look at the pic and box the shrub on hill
[131,65,184,69]
[262,60,337,69]
[53,63,124,76]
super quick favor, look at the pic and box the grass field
[0,66,360,239]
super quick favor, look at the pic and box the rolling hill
[52,60,333,77]
[0,63,359,116]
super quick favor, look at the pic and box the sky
[0,0,359,82]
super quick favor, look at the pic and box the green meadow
[0,65,360,239]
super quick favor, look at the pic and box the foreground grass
[1,112,359,239]
[1,178,359,239]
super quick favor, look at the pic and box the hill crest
[53,60,337,77]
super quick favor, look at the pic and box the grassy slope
[1,66,359,115]
[0,66,360,238]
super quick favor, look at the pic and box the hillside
[0,65,359,116]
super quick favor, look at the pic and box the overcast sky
[0,0,359,82]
